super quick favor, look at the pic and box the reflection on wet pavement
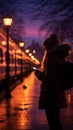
[0,72,73,130]
[0,72,48,130]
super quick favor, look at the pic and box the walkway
[0,71,73,130]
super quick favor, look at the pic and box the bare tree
[26,0,73,42]
[0,0,73,43]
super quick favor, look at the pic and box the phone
[32,67,37,70]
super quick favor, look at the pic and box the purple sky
[0,0,73,48]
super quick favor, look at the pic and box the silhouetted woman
[38,34,72,130]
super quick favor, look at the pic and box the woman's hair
[43,33,59,51]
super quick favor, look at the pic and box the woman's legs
[45,108,63,130]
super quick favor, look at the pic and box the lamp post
[12,50,17,76]
[3,15,13,99]
[19,42,24,82]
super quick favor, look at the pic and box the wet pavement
[0,71,73,130]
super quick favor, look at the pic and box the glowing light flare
[12,50,15,53]
[33,50,36,54]
[16,49,21,53]
[25,49,29,53]
[3,17,13,27]
[35,59,40,65]
[1,41,6,45]
[31,55,40,65]
[31,55,34,59]
[29,53,32,57]
[19,42,24,47]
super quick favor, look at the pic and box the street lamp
[33,50,36,54]
[3,15,13,99]
[19,42,24,82]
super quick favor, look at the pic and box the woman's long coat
[39,44,71,109]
